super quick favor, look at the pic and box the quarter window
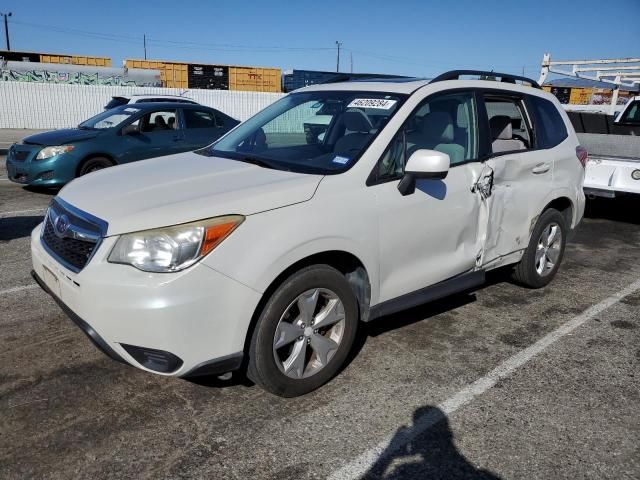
[528,96,568,148]
[373,92,479,182]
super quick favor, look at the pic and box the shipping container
[40,54,111,67]
[228,66,281,92]
[282,69,409,92]
[125,59,188,88]
[1,50,111,66]
[126,59,281,91]
[188,64,229,90]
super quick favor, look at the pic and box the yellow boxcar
[125,59,188,88]
[41,54,112,67]
[228,66,281,92]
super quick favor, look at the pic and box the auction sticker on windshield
[348,98,397,109]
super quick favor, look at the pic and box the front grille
[41,199,107,272]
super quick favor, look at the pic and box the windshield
[203,91,406,174]
[79,106,141,130]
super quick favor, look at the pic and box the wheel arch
[541,195,574,229]
[242,250,372,358]
[75,153,117,177]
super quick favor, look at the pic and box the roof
[298,79,432,94]
[299,78,546,96]
[126,94,193,99]
[114,101,211,110]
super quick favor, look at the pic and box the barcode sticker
[347,98,397,110]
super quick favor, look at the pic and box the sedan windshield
[203,91,407,174]
[79,106,142,130]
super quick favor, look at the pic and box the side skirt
[367,270,486,321]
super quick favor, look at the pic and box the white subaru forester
[31,71,585,397]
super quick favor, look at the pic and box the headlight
[108,215,244,272]
[36,145,74,160]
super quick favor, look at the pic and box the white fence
[0,81,285,129]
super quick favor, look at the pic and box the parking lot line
[328,277,640,480]
[0,284,38,296]
[0,208,46,217]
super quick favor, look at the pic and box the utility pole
[350,52,353,73]
[143,34,147,60]
[1,12,11,51]
[335,41,342,73]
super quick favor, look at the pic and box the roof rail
[430,70,541,89]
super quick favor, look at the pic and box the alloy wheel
[273,288,346,379]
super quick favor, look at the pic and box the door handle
[532,162,550,174]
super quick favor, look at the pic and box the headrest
[343,109,373,133]
[456,103,469,128]
[490,116,513,140]
[421,111,454,143]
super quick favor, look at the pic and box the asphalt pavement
[1,152,638,480]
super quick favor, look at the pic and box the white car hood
[58,152,323,235]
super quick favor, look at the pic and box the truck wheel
[247,265,359,397]
[78,157,114,176]
[513,208,567,288]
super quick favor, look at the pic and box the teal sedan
[6,102,239,187]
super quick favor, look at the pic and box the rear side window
[529,96,568,148]
[184,110,217,129]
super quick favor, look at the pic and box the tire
[512,208,567,288]
[247,265,359,397]
[78,157,114,176]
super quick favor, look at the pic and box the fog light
[632,170,640,181]
[37,170,55,181]
[120,344,183,373]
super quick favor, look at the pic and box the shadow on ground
[585,196,640,225]
[0,215,43,242]
[362,405,501,479]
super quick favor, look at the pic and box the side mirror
[398,149,450,196]
[121,124,139,136]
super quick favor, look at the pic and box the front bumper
[6,145,75,186]
[584,157,640,198]
[31,224,261,377]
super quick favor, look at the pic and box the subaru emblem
[54,214,70,237]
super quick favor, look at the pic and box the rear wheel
[512,208,567,288]
[78,157,114,176]
[247,265,359,397]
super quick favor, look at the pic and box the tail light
[576,146,588,168]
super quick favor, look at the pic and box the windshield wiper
[77,125,95,130]
[237,155,281,170]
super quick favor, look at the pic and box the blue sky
[2,0,639,79]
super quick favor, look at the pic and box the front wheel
[78,157,114,176]
[512,208,567,288]
[247,265,359,397]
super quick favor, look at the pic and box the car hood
[58,151,323,236]
[23,128,101,146]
